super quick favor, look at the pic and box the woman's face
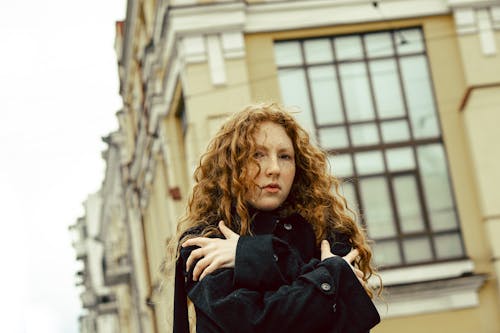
[246,121,296,211]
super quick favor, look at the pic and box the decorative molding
[180,35,207,64]
[477,8,496,54]
[169,3,245,35]
[207,34,227,86]
[371,259,475,287]
[454,7,477,33]
[492,6,500,28]
[245,0,449,33]
[451,2,499,55]
[221,31,245,59]
[376,274,486,318]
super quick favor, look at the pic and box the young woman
[173,103,380,332]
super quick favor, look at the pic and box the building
[73,0,500,332]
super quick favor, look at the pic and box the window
[274,28,465,268]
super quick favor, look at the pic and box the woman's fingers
[185,247,204,273]
[218,220,239,239]
[183,231,239,280]
[182,237,210,248]
[199,260,221,281]
[320,240,334,261]
[353,267,364,280]
[192,256,210,281]
[343,248,359,264]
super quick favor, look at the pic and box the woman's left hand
[182,221,240,281]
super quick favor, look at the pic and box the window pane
[381,120,410,143]
[340,181,359,214]
[304,38,334,63]
[339,63,375,122]
[319,127,349,150]
[396,28,424,55]
[373,241,402,266]
[393,176,425,233]
[308,66,344,124]
[369,59,405,118]
[334,35,363,60]
[434,233,464,259]
[359,177,396,238]
[328,154,353,178]
[417,144,458,231]
[386,147,415,171]
[365,32,394,57]
[400,55,440,139]
[274,41,303,66]
[403,237,433,264]
[355,151,385,175]
[277,69,314,135]
[350,123,379,146]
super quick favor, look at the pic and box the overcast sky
[0,1,126,332]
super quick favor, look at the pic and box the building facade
[73,0,500,332]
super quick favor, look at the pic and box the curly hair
[174,102,379,297]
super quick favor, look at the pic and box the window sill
[374,259,475,286]
[370,260,487,318]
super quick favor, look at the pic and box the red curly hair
[175,102,378,297]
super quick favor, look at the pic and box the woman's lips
[262,184,280,193]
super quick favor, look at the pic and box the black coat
[174,211,380,333]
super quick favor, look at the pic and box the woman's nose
[265,156,280,176]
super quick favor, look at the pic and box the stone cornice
[376,274,487,318]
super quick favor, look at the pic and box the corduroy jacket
[173,211,380,333]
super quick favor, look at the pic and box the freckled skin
[247,122,296,211]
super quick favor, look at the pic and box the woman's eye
[280,154,292,160]
[254,151,265,158]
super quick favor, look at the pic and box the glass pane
[355,151,385,175]
[308,66,344,124]
[417,144,459,231]
[365,32,394,57]
[359,177,396,238]
[381,120,410,143]
[334,35,363,60]
[369,59,405,118]
[340,181,359,214]
[339,63,375,122]
[400,56,440,139]
[328,154,353,178]
[396,28,424,55]
[386,147,415,171]
[274,41,303,66]
[393,176,425,233]
[304,39,334,64]
[434,233,464,259]
[373,241,402,266]
[403,237,433,264]
[350,123,379,146]
[319,127,349,150]
[278,69,315,136]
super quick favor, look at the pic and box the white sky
[0,1,126,332]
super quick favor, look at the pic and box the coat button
[333,303,337,312]
[320,283,331,291]
[283,223,292,231]
[273,254,278,262]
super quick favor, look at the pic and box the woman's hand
[321,240,366,288]
[182,221,240,281]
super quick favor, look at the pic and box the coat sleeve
[233,231,352,291]
[180,246,380,333]
[233,235,303,290]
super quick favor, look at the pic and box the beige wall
[457,31,500,86]
[182,58,253,178]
